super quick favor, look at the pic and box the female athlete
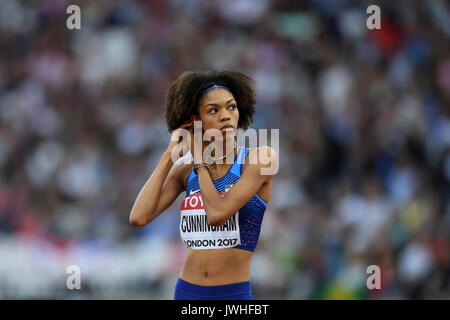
[129,70,277,300]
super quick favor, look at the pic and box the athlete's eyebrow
[204,98,235,109]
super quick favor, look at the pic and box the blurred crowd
[0,0,449,299]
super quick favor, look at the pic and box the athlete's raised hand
[166,122,193,161]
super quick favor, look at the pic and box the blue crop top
[179,146,267,252]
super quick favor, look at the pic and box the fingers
[172,122,192,136]
[179,122,193,131]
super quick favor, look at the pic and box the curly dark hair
[164,70,256,133]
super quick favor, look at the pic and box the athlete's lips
[220,124,234,130]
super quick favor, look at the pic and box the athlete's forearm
[197,167,228,226]
[129,151,174,226]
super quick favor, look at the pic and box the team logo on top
[189,189,200,195]
[225,184,234,193]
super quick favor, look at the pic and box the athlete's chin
[220,126,235,134]
[220,128,235,139]
[217,135,235,145]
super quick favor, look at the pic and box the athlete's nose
[219,108,231,123]
[220,115,231,123]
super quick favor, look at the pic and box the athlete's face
[193,88,239,142]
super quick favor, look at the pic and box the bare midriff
[179,248,253,286]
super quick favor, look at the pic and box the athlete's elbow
[129,217,145,227]
[207,211,227,227]
[129,213,149,227]
[208,218,223,227]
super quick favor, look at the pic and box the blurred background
[0,0,449,299]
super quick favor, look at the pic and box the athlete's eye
[208,108,218,114]
[229,104,236,110]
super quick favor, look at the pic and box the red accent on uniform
[180,192,227,211]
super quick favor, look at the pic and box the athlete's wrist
[194,163,212,176]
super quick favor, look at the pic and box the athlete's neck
[210,146,238,172]
[209,138,237,164]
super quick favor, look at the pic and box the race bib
[180,189,240,250]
